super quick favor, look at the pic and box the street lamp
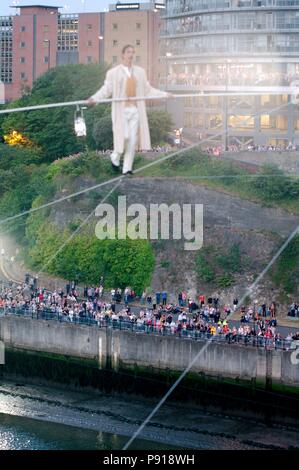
[165,52,172,111]
[174,127,183,147]
[224,59,231,151]
[98,36,104,64]
[165,52,172,87]
[44,39,51,71]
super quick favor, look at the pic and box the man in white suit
[88,44,173,175]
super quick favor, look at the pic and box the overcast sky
[0,1,112,16]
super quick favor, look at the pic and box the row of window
[112,39,142,46]
[112,55,141,64]
[112,22,142,30]
[183,95,289,108]
[166,0,299,17]
[17,39,143,50]
[162,34,299,55]
[164,11,299,35]
[19,23,99,33]
[17,22,143,33]
[183,112,298,131]
[0,18,12,83]
[19,56,49,64]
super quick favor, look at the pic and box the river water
[0,413,176,450]
[0,380,298,450]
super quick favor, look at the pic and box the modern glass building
[160,0,299,148]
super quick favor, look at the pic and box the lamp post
[98,35,104,64]
[44,39,51,71]
[224,59,231,151]
[165,52,172,112]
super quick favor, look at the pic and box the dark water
[0,413,178,450]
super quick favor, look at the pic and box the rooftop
[10,5,61,9]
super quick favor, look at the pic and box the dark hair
[122,44,135,55]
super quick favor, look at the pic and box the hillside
[0,65,298,309]
[0,149,296,313]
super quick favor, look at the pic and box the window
[136,55,141,63]
[87,24,92,30]
[113,39,118,47]
[20,57,26,63]
[58,14,79,52]
[20,72,26,80]
[87,56,93,63]
[44,56,49,63]
[20,41,26,48]
[0,16,13,83]
[43,25,49,32]
[112,56,118,64]
[20,26,26,32]
[112,23,118,30]
[136,23,141,29]
[136,39,141,46]
[87,40,92,47]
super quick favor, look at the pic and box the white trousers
[110,106,139,174]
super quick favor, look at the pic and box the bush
[271,234,299,294]
[216,274,234,288]
[0,64,108,162]
[252,164,299,201]
[195,244,244,287]
[195,252,215,283]
[216,243,242,273]
[27,220,155,293]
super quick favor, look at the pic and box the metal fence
[0,306,296,351]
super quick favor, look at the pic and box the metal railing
[0,306,296,350]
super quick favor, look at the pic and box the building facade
[104,2,164,83]
[160,0,299,148]
[0,2,164,102]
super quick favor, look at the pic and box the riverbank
[0,378,298,450]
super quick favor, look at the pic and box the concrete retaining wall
[0,316,298,387]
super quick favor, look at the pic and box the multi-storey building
[0,2,165,102]
[160,0,299,147]
[104,2,164,81]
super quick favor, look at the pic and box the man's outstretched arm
[88,69,113,105]
[143,69,174,99]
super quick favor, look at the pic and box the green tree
[92,113,113,150]
[1,64,109,162]
[27,220,155,293]
[252,164,299,201]
[148,109,173,145]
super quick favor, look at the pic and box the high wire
[0,87,297,115]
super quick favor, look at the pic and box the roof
[10,5,61,9]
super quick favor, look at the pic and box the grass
[44,149,299,218]
[195,243,246,288]
[137,149,299,215]
[270,234,299,295]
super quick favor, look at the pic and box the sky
[0,1,112,16]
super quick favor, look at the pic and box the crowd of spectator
[203,142,299,155]
[0,281,298,349]
[288,302,299,318]
[165,70,299,88]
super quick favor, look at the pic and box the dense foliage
[271,235,299,295]
[26,219,155,293]
[0,64,173,160]
[195,244,247,288]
